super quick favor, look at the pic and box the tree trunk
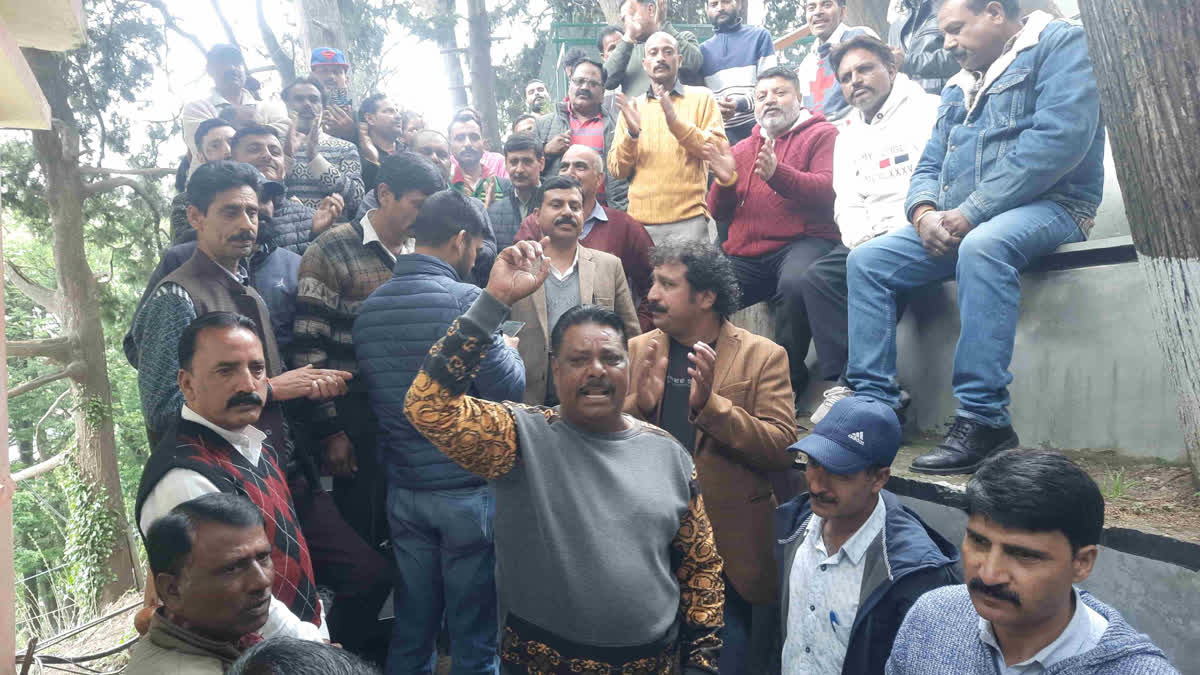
[434,0,469,110]
[301,0,349,52]
[844,0,888,36]
[466,0,502,149]
[1078,0,1200,487]
[24,48,136,605]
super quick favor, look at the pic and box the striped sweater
[292,221,394,438]
[609,83,727,225]
[700,22,778,134]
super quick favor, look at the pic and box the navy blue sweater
[353,254,525,489]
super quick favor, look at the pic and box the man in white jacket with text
[805,34,941,423]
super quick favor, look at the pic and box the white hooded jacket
[833,74,941,248]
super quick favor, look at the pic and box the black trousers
[296,490,391,660]
[730,238,849,388]
[330,393,387,548]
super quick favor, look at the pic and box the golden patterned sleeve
[671,472,725,673]
[404,314,520,480]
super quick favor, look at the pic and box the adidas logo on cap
[848,431,865,446]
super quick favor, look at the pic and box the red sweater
[708,114,840,258]
[515,206,655,333]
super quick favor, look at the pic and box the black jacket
[775,489,962,675]
[889,0,962,94]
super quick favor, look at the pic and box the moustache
[226,391,264,409]
[951,48,970,62]
[575,89,592,98]
[578,378,614,396]
[968,577,1022,606]
[647,301,668,314]
[811,492,838,506]
[229,231,256,243]
[554,216,578,227]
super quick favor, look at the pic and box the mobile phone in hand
[501,320,525,337]
[329,88,352,109]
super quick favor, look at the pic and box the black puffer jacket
[266,198,317,255]
[888,0,961,95]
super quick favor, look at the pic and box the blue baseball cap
[790,397,901,474]
[311,47,349,68]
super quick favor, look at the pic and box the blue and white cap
[790,397,901,474]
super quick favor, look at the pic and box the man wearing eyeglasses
[534,56,630,211]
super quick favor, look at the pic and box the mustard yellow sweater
[609,85,727,225]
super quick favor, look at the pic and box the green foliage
[59,449,119,612]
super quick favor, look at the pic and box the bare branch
[3,261,60,316]
[257,0,296,83]
[14,454,67,483]
[6,338,72,361]
[7,362,83,399]
[137,0,208,56]
[209,0,240,47]
[33,387,73,465]
[79,166,176,177]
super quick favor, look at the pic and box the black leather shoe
[910,416,1019,475]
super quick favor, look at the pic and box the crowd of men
[122,0,1183,673]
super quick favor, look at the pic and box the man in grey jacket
[535,56,629,211]
[887,450,1179,674]
[603,0,704,96]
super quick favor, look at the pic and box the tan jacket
[624,321,797,605]
[511,245,640,405]
[124,610,243,675]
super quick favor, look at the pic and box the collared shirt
[548,246,580,281]
[568,102,605,153]
[796,23,879,119]
[136,406,325,643]
[646,78,688,99]
[580,201,608,239]
[361,210,414,264]
[451,160,504,201]
[979,587,1109,674]
[783,495,887,675]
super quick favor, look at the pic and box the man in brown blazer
[511,175,640,405]
[624,238,797,675]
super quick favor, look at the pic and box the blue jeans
[845,201,1084,427]
[386,484,498,675]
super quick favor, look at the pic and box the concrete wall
[893,260,1186,462]
[896,495,1200,672]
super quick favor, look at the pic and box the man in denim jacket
[844,0,1104,475]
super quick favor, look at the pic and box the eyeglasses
[570,77,603,89]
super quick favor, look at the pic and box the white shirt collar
[181,405,265,465]
[978,587,1109,671]
[819,22,850,47]
[362,210,414,263]
[549,246,581,281]
[807,493,887,565]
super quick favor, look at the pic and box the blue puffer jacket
[905,14,1105,231]
[353,254,525,489]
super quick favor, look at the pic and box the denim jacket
[904,13,1105,234]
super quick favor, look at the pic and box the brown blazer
[624,321,797,605]
[511,245,641,405]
